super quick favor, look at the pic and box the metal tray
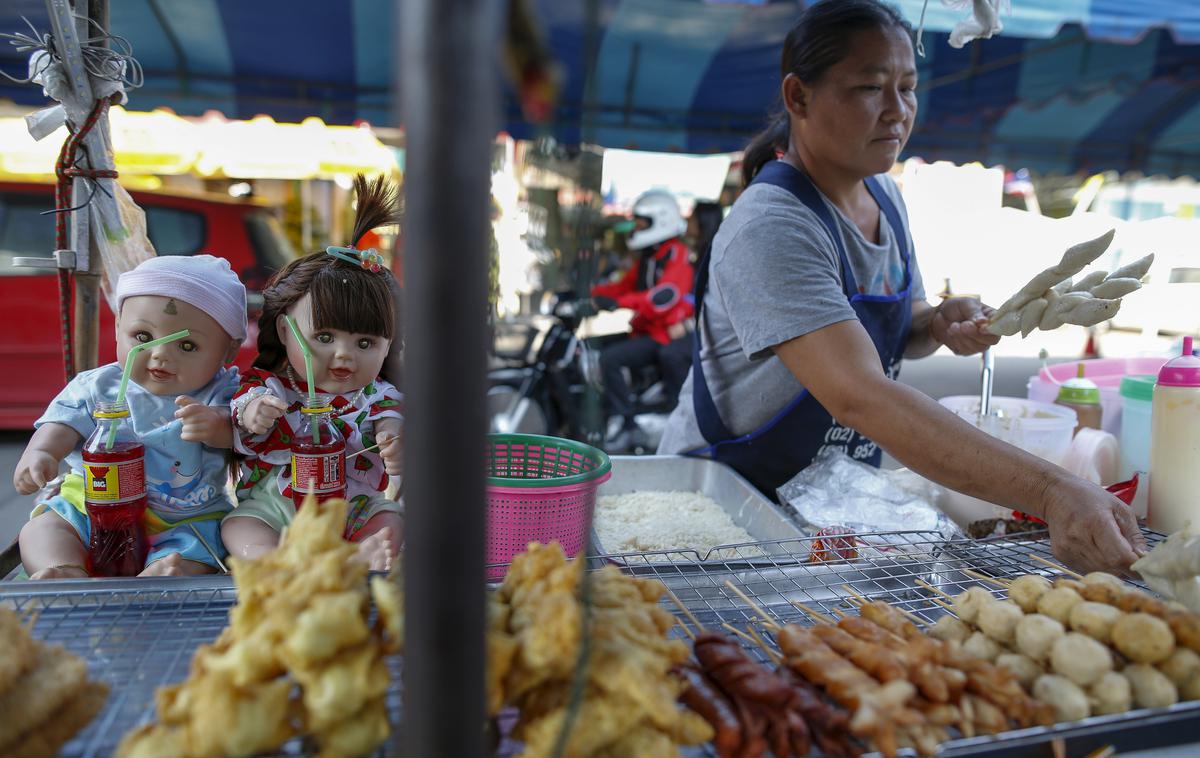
[593,455,804,560]
[0,575,400,758]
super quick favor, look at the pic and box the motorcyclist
[592,190,694,450]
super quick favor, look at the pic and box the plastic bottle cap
[1057,363,1101,404]
[1156,336,1200,388]
[1119,375,1156,403]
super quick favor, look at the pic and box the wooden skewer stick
[915,578,956,602]
[894,606,928,628]
[674,616,696,641]
[723,580,779,629]
[832,607,850,619]
[841,584,871,607]
[790,601,837,626]
[746,625,783,664]
[345,442,381,460]
[1083,746,1115,758]
[962,568,1012,588]
[927,595,957,613]
[664,587,705,633]
[1030,554,1084,579]
[722,622,759,645]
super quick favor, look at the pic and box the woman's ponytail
[741,113,789,188]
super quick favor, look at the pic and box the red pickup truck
[0,181,296,429]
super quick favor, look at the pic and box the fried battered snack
[491,542,710,758]
[118,497,400,758]
[0,608,37,694]
[0,609,108,757]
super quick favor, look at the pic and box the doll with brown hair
[222,175,404,570]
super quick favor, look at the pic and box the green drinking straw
[107,329,190,449]
[284,315,320,444]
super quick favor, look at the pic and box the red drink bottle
[291,394,346,507]
[81,400,148,576]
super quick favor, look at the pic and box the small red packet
[1013,474,1139,525]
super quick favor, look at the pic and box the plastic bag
[778,448,954,536]
[94,184,156,310]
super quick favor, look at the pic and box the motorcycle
[487,294,606,446]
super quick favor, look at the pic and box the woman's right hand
[241,394,289,435]
[1041,475,1147,574]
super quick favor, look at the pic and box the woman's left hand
[931,297,1001,356]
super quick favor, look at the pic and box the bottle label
[292,451,345,495]
[83,457,145,504]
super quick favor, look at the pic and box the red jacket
[592,238,694,345]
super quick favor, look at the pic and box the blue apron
[688,161,913,499]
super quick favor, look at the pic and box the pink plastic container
[1027,357,1169,436]
[485,434,612,580]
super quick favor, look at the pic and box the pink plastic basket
[485,434,612,580]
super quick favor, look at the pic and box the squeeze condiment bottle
[81,400,149,576]
[1149,336,1200,534]
[291,394,346,507]
[1055,363,1102,436]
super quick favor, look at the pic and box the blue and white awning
[2,0,1198,174]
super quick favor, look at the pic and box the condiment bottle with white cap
[1149,336,1200,534]
[1055,363,1102,436]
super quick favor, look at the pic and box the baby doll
[15,255,247,578]
[223,175,404,571]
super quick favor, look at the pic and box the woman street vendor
[658,0,1145,574]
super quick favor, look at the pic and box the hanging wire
[915,0,931,57]
[0,14,143,89]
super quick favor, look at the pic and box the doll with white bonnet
[15,255,246,578]
[223,175,404,570]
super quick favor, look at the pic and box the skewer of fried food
[674,617,696,641]
[723,580,780,630]
[746,625,783,664]
[790,601,837,626]
[962,569,1012,588]
[664,587,705,637]
[1029,555,1084,579]
[913,579,958,613]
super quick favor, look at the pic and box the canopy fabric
[2,0,1198,174]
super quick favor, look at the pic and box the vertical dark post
[71,0,107,372]
[398,0,493,753]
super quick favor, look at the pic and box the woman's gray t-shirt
[657,170,925,455]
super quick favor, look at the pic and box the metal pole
[71,0,107,372]
[399,0,494,752]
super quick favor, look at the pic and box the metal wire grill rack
[593,527,1200,757]
[1,527,1190,758]
[0,576,402,758]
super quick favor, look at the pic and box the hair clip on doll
[326,245,385,273]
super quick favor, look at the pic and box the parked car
[0,180,297,429]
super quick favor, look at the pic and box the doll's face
[277,293,391,395]
[117,295,239,396]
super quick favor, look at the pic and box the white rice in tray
[594,490,764,559]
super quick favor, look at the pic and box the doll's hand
[176,396,233,447]
[240,394,288,435]
[377,431,404,477]
[14,449,59,495]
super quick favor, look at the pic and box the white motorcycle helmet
[626,190,687,251]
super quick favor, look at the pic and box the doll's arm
[374,417,404,477]
[13,422,81,495]
[176,395,235,449]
